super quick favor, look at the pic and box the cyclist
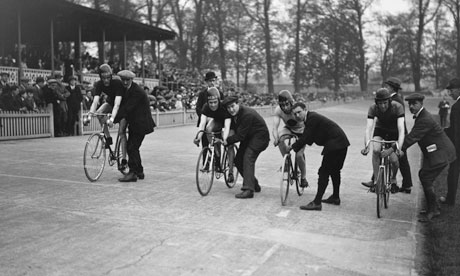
[272,90,308,188]
[88,64,128,169]
[361,88,405,193]
[193,87,235,182]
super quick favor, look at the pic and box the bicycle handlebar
[365,139,400,150]
[195,130,222,139]
[85,112,111,117]
[275,133,298,147]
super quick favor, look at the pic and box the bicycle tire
[294,156,304,196]
[384,167,390,209]
[280,154,291,206]
[83,133,106,182]
[115,135,129,175]
[223,145,239,188]
[376,166,385,218]
[196,147,214,196]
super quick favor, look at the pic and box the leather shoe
[300,178,309,188]
[118,172,137,182]
[255,182,261,193]
[137,172,145,180]
[390,183,399,194]
[235,190,254,199]
[321,196,340,205]
[399,187,412,194]
[361,181,374,188]
[419,210,440,222]
[300,201,322,211]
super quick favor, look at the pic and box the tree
[444,0,460,76]
[239,0,275,94]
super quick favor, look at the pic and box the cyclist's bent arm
[364,117,375,147]
[196,114,208,140]
[110,96,122,123]
[272,115,281,145]
[223,118,231,141]
[396,117,405,149]
[89,95,101,114]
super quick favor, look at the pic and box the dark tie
[413,115,417,119]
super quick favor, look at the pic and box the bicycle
[195,130,239,196]
[363,139,399,218]
[278,134,305,206]
[83,112,129,182]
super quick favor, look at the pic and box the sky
[372,0,410,15]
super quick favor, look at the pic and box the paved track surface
[0,100,426,276]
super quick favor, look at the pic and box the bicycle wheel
[384,166,391,209]
[196,147,214,196]
[280,154,291,206]
[294,157,304,196]
[376,166,385,218]
[115,135,129,175]
[223,145,239,188]
[83,133,106,182]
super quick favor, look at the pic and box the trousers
[127,131,146,174]
[314,147,348,204]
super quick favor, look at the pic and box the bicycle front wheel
[294,157,304,196]
[223,145,239,188]
[376,166,385,218]
[115,135,129,175]
[83,133,106,182]
[280,154,291,206]
[196,147,214,196]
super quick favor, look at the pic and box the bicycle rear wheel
[83,133,106,182]
[196,147,214,196]
[223,145,239,188]
[376,166,385,218]
[280,154,291,206]
[115,135,129,175]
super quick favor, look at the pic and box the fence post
[47,103,55,137]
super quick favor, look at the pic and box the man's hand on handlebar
[361,146,370,156]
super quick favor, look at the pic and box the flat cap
[117,70,136,79]
[222,96,238,106]
[446,78,460,89]
[0,72,9,76]
[47,79,58,84]
[405,93,425,102]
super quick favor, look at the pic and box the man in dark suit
[222,96,270,199]
[65,76,83,135]
[290,102,350,211]
[402,93,456,221]
[384,77,413,193]
[115,70,156,182]
[443,78,460,206]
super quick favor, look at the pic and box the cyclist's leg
[96,103,113,143]
[118,118,128,163]
[227,129,236,171]
[371,136,383,183]
[389,151,399,184]
[277,127,291,157]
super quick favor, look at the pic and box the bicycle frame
[279,134,304,205]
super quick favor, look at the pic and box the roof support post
[50,18,55,75]
[102,29,106,63]
[123,34,127,69]
[157,40,161,86]
[77,23,82,76]
[141,40,145,84]
[17,7,23,80]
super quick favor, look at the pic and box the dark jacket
[402,108,456,169]
[445,100,460,156]
[226,105,269,152]
[115,82,155,135]
[292,111,350,155]
[65,85,83,113]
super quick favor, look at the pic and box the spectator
[438,96,450,128]
[54,73,70,136]
[82,91,93,111]
[43,79,63,136]
[65,76,83,135]
[24,87,37,111]
[0,72,11,96]
[32,77,46,110]
[175,94,183,110]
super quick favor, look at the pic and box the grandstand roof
[0,0,176,44]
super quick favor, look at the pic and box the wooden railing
[0,109,54,140]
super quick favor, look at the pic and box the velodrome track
[1,99,436,276]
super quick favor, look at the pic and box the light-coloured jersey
[274,105,304,134]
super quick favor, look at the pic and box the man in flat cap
[442,78,460,206]
[65,75,83,135]
[222,96,269,198]
[115,70,156,182]
[402,93,456,221]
